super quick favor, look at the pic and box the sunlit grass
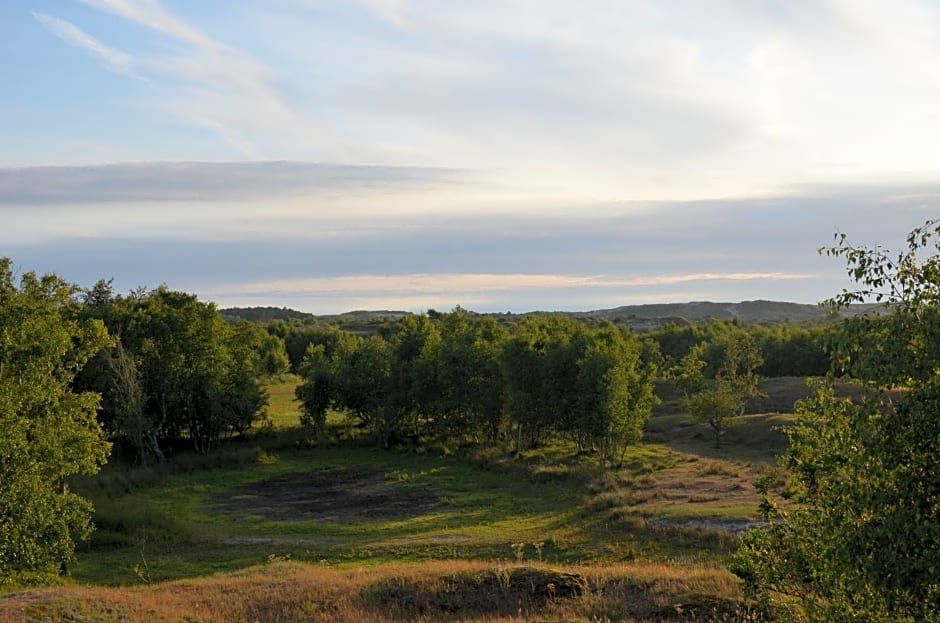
[2,560,778,622]
[260,374,302,429]
[46,373,810,620]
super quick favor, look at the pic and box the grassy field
[261,374,304,429]
[1,376,814,621]
[0,560,775,622]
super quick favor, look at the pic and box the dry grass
[0,560,774,622]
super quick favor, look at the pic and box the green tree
[0,260,111,585]
[388,314,441,441]
[576,325,657,465]
[433,310,507,443]
[682,333,763,448]
[258,333,291,377]
[296,343,333,434]
[331,334,396,446]
[732,220,940,621]
[79,287,265,457]
[501,316,584,453]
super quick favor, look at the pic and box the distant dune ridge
[222,299,880,329]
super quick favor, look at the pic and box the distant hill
[577,299,881,329]
[221,306,409,324]
[221,300,881,329]
[220,306,314,323]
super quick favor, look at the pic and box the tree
[296,343,333,435]
[501,316,584,453]
[330,334,396,446]
[258,333,290,377]
[731,220,940,621]
[501,317,655,460]
[228,321,289,378]
[0,259,111,585]
[78,287,265,458]
[576,325,657,466]
[388,314,441,441]
[681,333,763,448]
[433,310,507,443]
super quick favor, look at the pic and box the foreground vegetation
[2,376,800,620]
[0,560,765,622]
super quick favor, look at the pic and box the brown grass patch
[214,468,438,522]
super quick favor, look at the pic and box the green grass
[66,375,800,589]
[4,373,812,620]
[73,438,761,585]
[74,443,590,585]
[261,374,352,430]
[260,374,302,429]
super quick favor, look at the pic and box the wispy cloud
[0,161,458,205]
[36,1,348,160]
[281,0,940,195]
[26,1,940,196]
[32,12,138,78]
[197,271,819,313]
[210,272,817,298]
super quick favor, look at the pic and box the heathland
[5,221,940,622]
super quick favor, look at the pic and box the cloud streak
[30,1,940,195]
[211,271,818,298]
[38,0,349,160]
[32,12,138,77]
[0,161,459,205]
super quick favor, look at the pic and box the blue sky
[3,1,938,313]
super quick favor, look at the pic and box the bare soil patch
[214,469,438,522]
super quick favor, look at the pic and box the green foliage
[576,325,657,465]
[431,310,507,442]
[267,320,343,373]
[295,344,332,433]
[77,286,266,460]
[732,220,940,621]
[499,316,656,460]
[294,311,655,459]
[0,259,111,585]
[651,319,831,379]
[330,333,396,445]
[680,333,763,448]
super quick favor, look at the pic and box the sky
[2,0,939,313]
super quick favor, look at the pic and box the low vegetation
[0,560,774,622]
[0,371,811,620]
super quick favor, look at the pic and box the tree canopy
[296,310,657,462]
[0,259,111,585]
[731,220,940,621]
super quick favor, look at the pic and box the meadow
[0,376,814,622]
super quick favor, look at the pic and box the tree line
[293,310,658,464]
[74,281,290,462]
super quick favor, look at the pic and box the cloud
[32,12,138,77]
[197,271,821,314]
[209,272,818,299]
[199,271,823,314]
[32,1,940,194]
[5,180,930,314]
[37,1,349,160]
[0,161,458,205]
[277,0,940,195]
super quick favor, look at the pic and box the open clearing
[216,468,440,522]
[4,376,813,620]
